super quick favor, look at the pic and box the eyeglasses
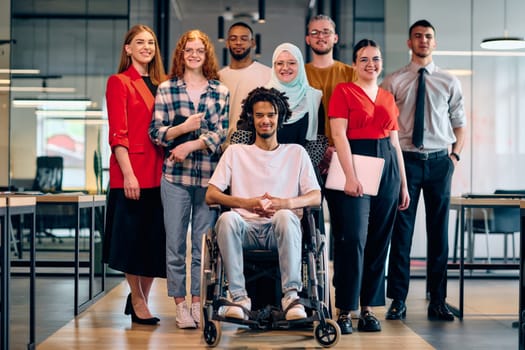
[183,48,206,56]
[308,29,334,37]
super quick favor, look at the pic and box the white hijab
[266,43,322,141]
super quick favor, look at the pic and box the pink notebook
[325,152,385,196]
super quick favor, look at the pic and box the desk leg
[459,206,464,320]
[89,206,94,302]
[74,206,80,316]
[453,213,459,263]
[28,212,36,350]
[1,214,9,350]
[518,208,525,350]
[448,206,465,320]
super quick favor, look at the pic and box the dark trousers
[326,138,400,311]
[387,152,454,304]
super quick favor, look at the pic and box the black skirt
[103,187,166,278]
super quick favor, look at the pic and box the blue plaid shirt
[149,77,229,187]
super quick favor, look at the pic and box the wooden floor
[36,278,433,350]
[34,274,520,350]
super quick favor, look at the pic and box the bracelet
[450,152,460,161]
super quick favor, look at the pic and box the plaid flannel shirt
[149,77,229,187]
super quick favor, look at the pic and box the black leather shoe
[357,311,381,332]
[427,303,454,321]
[336,313,353,334]
[385,300,406,320]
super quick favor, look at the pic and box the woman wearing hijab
[266,43,322,146]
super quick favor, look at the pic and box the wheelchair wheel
[200,233,213,327]
[314,319,340,348]
[203,319,222,347]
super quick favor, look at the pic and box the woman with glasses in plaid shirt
[149,29,229,329]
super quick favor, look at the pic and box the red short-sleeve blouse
[328,82,399,139]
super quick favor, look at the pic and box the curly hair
[169,29,220,80]
[237,87,292,137]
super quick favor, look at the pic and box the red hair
[169,30,220,80]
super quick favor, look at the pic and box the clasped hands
[250,192,289,218]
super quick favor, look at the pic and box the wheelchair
[200,205,340,347]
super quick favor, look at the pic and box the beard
[311,46,332,56]
[230,47,251,61]
[257,129,276,139]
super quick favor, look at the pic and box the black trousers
[387,151,454,304]
[326,138,400,311]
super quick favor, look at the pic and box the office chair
[468,189,525,263]
[32,156,63,193]
[32,156,64,243]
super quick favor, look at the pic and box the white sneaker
[282,295,307,321]
[176,302,196,329]
[223,297,251,320]
[191,302,201,327]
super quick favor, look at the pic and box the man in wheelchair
[205,87,321,322]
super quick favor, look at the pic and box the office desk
[1,195,37,350]
[448,196,521,321]
[33,194,98,315]
[1,197,7,350]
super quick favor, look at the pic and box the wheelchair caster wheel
[203,320,221,347]
[314,319,341,348]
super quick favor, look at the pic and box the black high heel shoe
[125,293,160,325]
[124,293,132,315]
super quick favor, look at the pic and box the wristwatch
[450,152,460,161]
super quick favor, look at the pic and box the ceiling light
[218,16,225,42]
[258,0,266,23]
[0,86,76,93]
[480,35,525,50]
[35,109,104,118]
[13,98,92,109]
[480,0,525,50]
[0,69,40,75]
[255,33,262,56]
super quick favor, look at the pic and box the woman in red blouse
[327,39,410,334]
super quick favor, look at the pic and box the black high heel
[125,293,160,325]
[124,293,132,315]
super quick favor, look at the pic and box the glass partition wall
[384,0,525,259]
[4,0,525,292]
[0,1,11,187]
[9,0,129,193]
[406,0,525,194]
[7,2,129,346]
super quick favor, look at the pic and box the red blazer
[106,65,163,189]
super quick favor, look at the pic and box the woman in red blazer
[103,24,167,325]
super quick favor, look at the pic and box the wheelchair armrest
[303,206,321,215]
[209,204,222,213]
